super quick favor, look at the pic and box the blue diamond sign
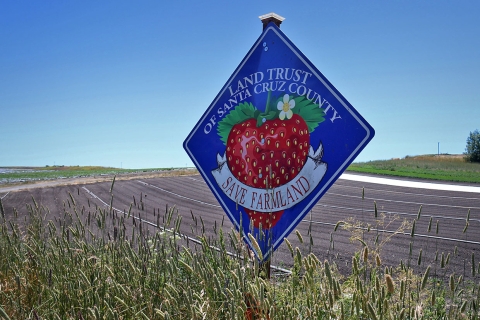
[184,22,374,261]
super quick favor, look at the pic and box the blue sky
[1,1,479,169]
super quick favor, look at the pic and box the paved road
[1,173,479,278]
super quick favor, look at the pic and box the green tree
[464,129,480,162]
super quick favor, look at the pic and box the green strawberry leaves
[272,94,326,133]
[291,95,326,133]
[217,94,326,145]
[217,102,257,145]
[256,111,277,127]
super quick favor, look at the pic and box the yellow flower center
[282,102,290,112]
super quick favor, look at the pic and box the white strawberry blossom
[277,94,295,120]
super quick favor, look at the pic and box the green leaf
[297,103,325,132]
[256,111,278,127]
[241,107,256,118]
[292,96,325,133]
[217,102,257,145]
[265,90,272,113]
[293,96,313,110]
[266,111,277,119]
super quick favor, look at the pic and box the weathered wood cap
[259,12,285,30]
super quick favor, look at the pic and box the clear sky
[1,1,479,169]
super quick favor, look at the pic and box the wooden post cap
[259,12,285,30]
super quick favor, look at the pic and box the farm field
[1,171,480,318]
[3,172,478,276]
[0,166,188,187]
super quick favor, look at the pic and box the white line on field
[140,179,480,222]
[136,180,480,245]
[340,173,480,193]
[317,203,480,223]
[326,191,480,210]
[188,173,480,193]
[136,180,220,208]
[156,175,480,210]
[310,221,480,245]
[332,184,480,201]
[1,192,9,200]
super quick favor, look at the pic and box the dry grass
[1,183,480,319]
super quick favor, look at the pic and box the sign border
[184,23,374,260]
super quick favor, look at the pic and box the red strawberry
[225,114,310,228]
[217,95,325,229]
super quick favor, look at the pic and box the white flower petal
[283,94,290,103]
[289,99,295,109]
[286,109,293,119]
[279,111,286,120]
[277,101,283,111]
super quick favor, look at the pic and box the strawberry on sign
[214,94,327,229]
[184,22,374,262]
